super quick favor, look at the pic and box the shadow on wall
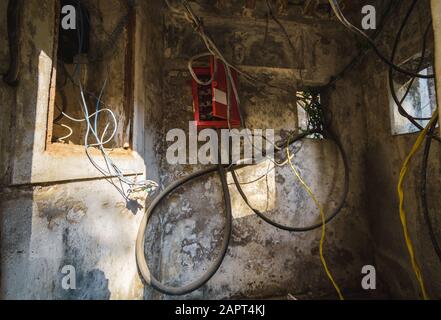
[0,24,110,302]
[140,141,374,300]
[58,269,111,300]
[0,0,37,300]
[55,228,110,300]
[0,44,111,298]
[1,0,167,300]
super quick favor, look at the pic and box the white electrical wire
[54,123,74,143]
[188,52,218,86]
[77,78,159,200]
[57,0,159,201]
[181,0,286,166]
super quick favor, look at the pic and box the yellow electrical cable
[397,110,438,300]
[286,146,344,300]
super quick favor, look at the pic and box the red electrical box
[192,57,241,129]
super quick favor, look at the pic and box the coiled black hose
[232,129,349,232]
[421,116,441,265]
[136,130,349,295]
[136,165,232,296]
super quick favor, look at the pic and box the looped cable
[136,165,232,295]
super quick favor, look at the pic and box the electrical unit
[191,57,241,129]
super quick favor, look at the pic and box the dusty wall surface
[52,0,132,148]
[0,0,15,186]
[144,3,375,300]
[3,0,439,301]
[432,0,441,130]
[357,0,441,299]
[0,0,164,299]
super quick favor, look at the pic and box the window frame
[389,65,438,137]
[10,0,145,186]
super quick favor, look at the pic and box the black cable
[388,0,436,134]
[146,0,349,295]
[53,91,68,124]
[3,0,22,86]
[265,0,298,62]
[228,161,276,186]
[384,0,441,269]
[391,21,432,122]
[354,0,441,265]
[328,0,434,80]
[136,165,232,296]
[232,129,349,232]
[326,0,400,88]
[136,127,350,294]
[421,115,441,265]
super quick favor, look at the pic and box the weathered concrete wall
[52,0,132,148]
[1,183,145,299]
[432,0,441,130]
[0,0,16,186]
[144,3,375,300]
[5,0,439,301]
[357,0,441,299]
[0,0,164,299]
